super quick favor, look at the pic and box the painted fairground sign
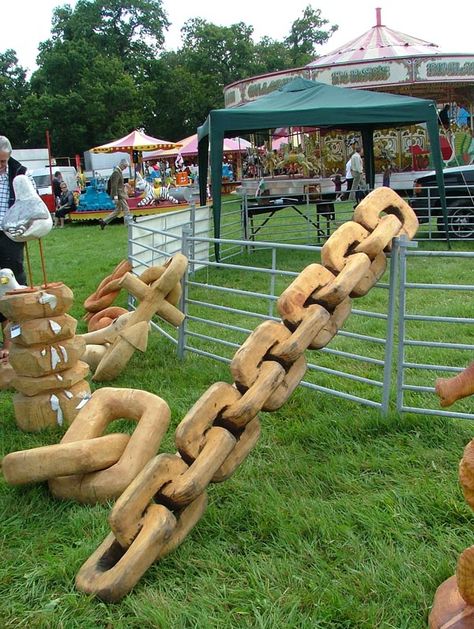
[415,56,474,82]
[309,59,410,88]
[224,70,309,108]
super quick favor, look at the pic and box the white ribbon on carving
[50,346,61,369]
[38,292,58,310]
[50,394,63,426]
[49,320,62,334]
[75,392,91,410]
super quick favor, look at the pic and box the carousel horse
[275,150,318,177]
[134,174,179,207]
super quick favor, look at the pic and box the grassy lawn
[1,216,473,628]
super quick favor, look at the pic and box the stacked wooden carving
[0,283,90,431]
[2,188,420,602]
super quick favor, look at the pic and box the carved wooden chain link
[77,188,419,600]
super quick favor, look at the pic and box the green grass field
[0,214,473,628]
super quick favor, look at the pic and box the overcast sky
[3,1,473,74]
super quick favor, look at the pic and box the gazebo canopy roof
[307,8,440,67]
[90,130,181,153]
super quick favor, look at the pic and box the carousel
[224,8,474,194]
[144,134,252,194]
[71,130,188,221]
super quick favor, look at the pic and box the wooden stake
[38,239,48,287]
[24,242,34,288]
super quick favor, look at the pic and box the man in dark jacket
[99,158,131,228]
[0,135,27,361]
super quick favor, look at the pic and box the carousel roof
[307,8,441,67]
[90,130,181,153]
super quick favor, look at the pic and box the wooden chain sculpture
[83,259,132,327]
[430,362,474,628]
[2,187,419,602]
[2,387,170,504]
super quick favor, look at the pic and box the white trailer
[11,148,50,171]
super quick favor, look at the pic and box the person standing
[438,104,450,130]
[99,159,131,229]
[52,171,63,208]
[383,163,392,188]
[341,156,353,201]
[0,135,27,362]
[348,146,363,202]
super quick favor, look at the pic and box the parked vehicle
[411,165,474,238]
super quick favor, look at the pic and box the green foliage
[0,2,338,152]
[48,0,170,70]
[285,5,338,67]
[0,50,30,145]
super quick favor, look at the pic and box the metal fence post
[380,237,400,415]
[127,219,136,311]
[177,225,191,360]
[395,235,416,413]
[269,246,277,318]
[189,200,196,275]
[242,191,250,253]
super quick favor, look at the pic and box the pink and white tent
[144,134,251,160]
[307,8,440,67]
[90,130,181,153]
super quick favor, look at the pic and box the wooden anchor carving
[92,255,188,382]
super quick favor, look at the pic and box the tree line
[0,0,337,157]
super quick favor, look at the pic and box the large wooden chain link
[72,187,419,601]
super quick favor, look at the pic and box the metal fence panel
[128,204,473,419]
[396,239,474,419]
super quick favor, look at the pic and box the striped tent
[307,8,440,67]
[90,130,181,154]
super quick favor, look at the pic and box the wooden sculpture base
[0,362,15,390]
[13,380,91,432]
[429,575,474,628]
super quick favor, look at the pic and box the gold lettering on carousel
[332,66,391,85]
[247,77,297,99]
[426,61,474,77]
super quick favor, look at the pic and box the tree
[23,48,149,156]
[22,0,170,155]
[0,50,30,145]
[179,19,256,89]
[252,37,293,75]
[6,3,339,153]
[47,0,170,72]
[285,6,338,67]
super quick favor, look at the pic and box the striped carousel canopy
[307,8,441,67]
[90,130,181,153]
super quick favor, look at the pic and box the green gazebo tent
[197,78,447,257]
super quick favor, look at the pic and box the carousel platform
[237,171,425,199]
[69,197,193,222]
